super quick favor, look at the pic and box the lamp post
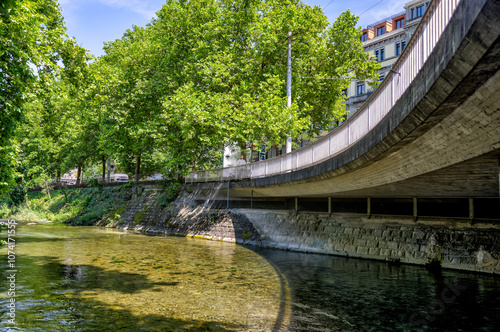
[286,31,292,153]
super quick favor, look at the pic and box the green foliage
[106,203,127,227]
[0,204,12,218]
[242,230,252,241]
[3,0,380,196]
[0,0,92,197]
[87,178,100,187]
[133,205,148,225]
[2,187,131,225]
[97,0,380,177]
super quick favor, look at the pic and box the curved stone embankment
[102,189,500,275]
[100,188,261,245]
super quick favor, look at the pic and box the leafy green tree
[0,0,74,196]
[92,0,381,181]
[149,0,380,175]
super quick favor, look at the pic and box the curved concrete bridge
[187,0,500,204]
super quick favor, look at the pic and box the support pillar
[295,197,298,212]
[328,197,332,214]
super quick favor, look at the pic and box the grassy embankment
[0,185,132,226]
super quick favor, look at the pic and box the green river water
[1,223,499,331]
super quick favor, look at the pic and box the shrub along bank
[0,185,132,225]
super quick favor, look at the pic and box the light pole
[286,31,292,153]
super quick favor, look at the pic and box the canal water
[0,224,499,331]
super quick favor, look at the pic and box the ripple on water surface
[0,224,290,331]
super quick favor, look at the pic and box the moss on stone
[133,205,149,225]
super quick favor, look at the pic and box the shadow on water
[246,247,500,332]
[0,255,243,331]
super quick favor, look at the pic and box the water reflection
[1,224,499,331]
[250,248,500,331]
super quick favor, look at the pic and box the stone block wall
[101,188,500,274]
[238,210,500,274]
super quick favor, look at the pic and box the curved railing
[186,0,461,183]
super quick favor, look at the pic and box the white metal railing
[186,0,461,184]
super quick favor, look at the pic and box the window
[396,43,401,56]
[411,8,415,19]
[396,18,404,29]
[376,26,385,36]
[357,83,365,95]
[402,41,406,50]
[361,33,367,42]
[379,73,385,81]
[416,5,424,17]
[375,47,385,62]
[342,89,348,97]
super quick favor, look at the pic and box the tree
[0,0,69,196]
[149,0,380,175]
[89,0,381,182]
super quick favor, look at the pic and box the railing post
[469,197,474,220]
[413,197,418,222]
[367,197,371,217]
[227,181,230,209]
[251,190,253,210]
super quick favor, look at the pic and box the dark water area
[0,224,499,331]
[250,247,500,331]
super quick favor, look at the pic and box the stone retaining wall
[102,189,260,244]
[100,189,500,274]
[238,209,500,274]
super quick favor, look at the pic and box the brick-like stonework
[102,188,500,274]
[238,209,500,274]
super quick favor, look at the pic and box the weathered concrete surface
[187,0,500,199]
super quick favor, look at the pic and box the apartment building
[344,0,430,117]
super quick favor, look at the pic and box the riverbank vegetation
[0,186,131,226]
[1,0,380,202]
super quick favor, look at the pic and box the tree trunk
[76,164,82,187]
[56,170,61,185]
[135,153,141,194]
[45,180,51,200]
[102,156,107,183]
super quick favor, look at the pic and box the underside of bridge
[185,0,500,216]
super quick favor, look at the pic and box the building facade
[344,0,430,117]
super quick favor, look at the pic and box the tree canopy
[3,0,380,197]
[100,0,379,176]
[0,0,90,196]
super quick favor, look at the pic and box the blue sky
[59,0,408,57]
